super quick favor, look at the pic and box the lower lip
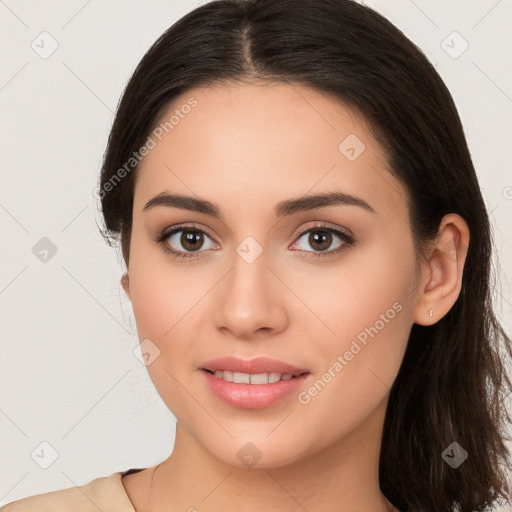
[201,369,310,409]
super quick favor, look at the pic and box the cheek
[130,273,174,341]
[128,263,201,415]
[128,231,202,341]
[295,233,416,343]
[294,234,416,402]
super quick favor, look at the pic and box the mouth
[200,355,309,376]
[199,356,312,409]
[200,368,311,409]
[201,368,309,384]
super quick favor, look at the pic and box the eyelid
[156,222,218,243]
[290,220,353,241]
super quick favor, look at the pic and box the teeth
[209,370,300,384]
[233,372,250,384]
[268,372,281,383]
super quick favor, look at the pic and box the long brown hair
[98,1,512,510]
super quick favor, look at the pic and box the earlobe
[413,214,470,326]
[121,273,130,300]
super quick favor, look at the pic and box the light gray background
[1,0,511,508]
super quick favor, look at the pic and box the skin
[119,82,469,512]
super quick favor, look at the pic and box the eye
[290,222,355,258]
[154,224,219,260]
[154,221,355,260]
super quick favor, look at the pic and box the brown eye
[156,224,220,259]
[307,230,333,252]
[291,224,355,257]
[179,230,205,252]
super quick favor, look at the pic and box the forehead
[134,82,408,220]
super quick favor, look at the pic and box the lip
[201,370,311,409]
[200,356,309,375]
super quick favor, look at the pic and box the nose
[212,249,289,341]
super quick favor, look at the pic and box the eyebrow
[142,191,376,218]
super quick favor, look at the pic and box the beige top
[0,469,140,512]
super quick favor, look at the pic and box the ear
[413,213,470,326]
[121,272,131,300]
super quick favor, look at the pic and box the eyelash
[153,222,355,260]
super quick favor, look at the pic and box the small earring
[429,309,434,317]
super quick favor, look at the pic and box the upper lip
[200,356,309,375]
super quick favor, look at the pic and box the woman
[3,0,511,511]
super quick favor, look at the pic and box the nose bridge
[227,237,273,306]
[212,235,287,337]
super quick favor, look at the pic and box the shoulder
[0,471,137,512]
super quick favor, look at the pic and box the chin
[201,433,313,470]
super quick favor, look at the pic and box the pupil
[182,230,203,251]
[310,231,331,250]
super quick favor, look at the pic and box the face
[123,82,421,468]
